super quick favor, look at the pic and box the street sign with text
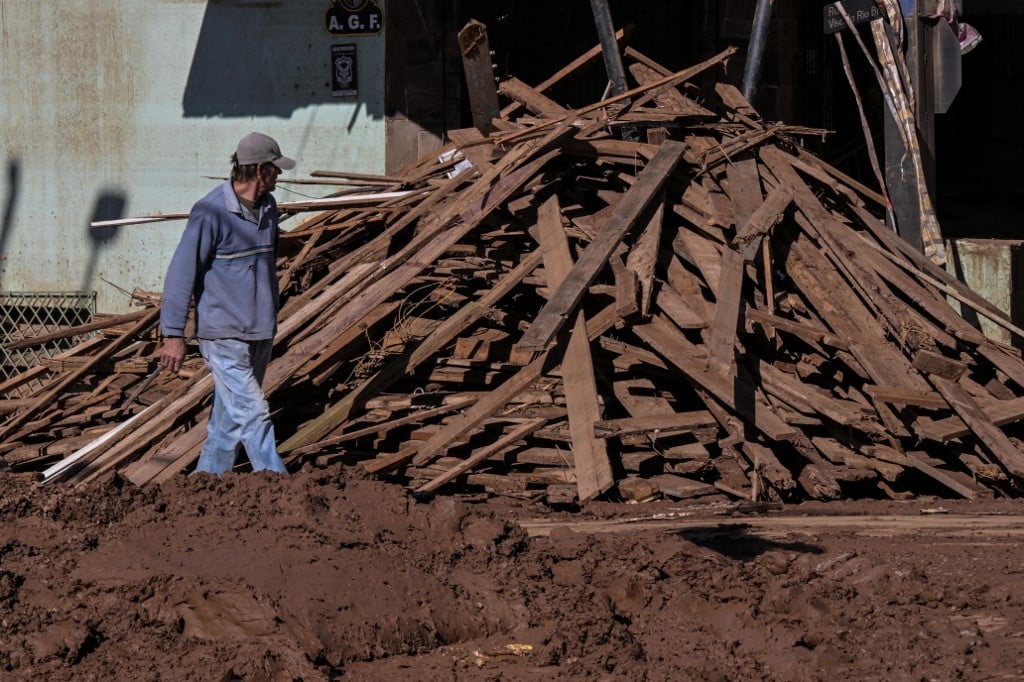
[823,0,883,34]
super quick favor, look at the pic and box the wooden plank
[706,247,745,373]
[280,122,560,326]
[458,20,500,133]
[734,186,793,261]
[496,47,735,141]
[850,201,1024,351]
[763,146,965,364]
[498,77,569,117]
[649,474,722,499]
[744,309,848,349]
[363,303,619,475]
[510,446,574,466]
[751,359,881,431]
[609,255,639,320]
[279,250,544,455]
[41,403,160,484]
[414,418,547,494]
[673,228,723,297]
[4,308,151,351]
[150,434,204,485]
[792,211,962,355]
[517,141,686,351]
[743,441,797,498]
[773,229,921,437]
[266,128,574,402]
[562,138,659,163]
[63,374,213,484]
[529,194,613,501]
[653,284,707,330]
[297,299,401,380]
[447,128,495,173]
[501,28,630,118]
[625,200,663,317]
[704,158,764,374]
[916,396,1024,441]
[0,307,161,443]
[793,146,887,208]
[121,418,207,486]
[593,412,718,438]
[663,254,714,323]
[912,349,968,380]
[864,385,947,409]
[905,452,980,500]
[293,396,478,459]
[726,158,763,231]
[714,83,761,121]
[929,377,1024,478]
[633,315,798,442]
[627,62,715,117]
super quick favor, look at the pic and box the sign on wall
[325,0,383,36]
[823,0,883,34]
[331,44,358,97]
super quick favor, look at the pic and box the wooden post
[458,20,500,134]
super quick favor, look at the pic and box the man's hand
[161,336,187,374]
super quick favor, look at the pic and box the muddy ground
[2,465,1024,681]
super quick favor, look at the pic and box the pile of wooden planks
[5,44,1024,505]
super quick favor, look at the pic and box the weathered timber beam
[593,412,718,438]
[458,19,500,134]
[415,418,548,495]
[0,308,161,443]
[498,77,569,118]
[633,315,797,442]
[278,250,545,456]
[517,140,686,351]
[363,303,619,475]
[536,194,614,501]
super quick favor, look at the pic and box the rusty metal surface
[945,238,1024,348]
[0,0,386,314]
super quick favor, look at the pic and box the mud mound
[2,469,1022,679]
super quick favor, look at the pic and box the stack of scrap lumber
[5,44,1024,505]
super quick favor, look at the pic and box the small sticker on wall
[331,44,358,97]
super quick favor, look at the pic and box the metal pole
[588,0,639,140]
[741,0,774,102]
[588,0,630,96]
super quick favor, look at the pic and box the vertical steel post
[742,0,775,102]
[588,0,630,96]
[588,0,639,140]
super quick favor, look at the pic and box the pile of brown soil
[2,467,1023,680]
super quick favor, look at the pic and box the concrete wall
[945,239,1024,350]
[0,0,387,314]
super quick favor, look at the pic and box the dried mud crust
[1,468,1024,680]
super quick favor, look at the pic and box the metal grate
[0,292,96,396]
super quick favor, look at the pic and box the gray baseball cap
[235,132,296,170]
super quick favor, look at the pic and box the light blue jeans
[195,338,287,475]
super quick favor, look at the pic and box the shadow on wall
[0,160,20,291]
[182,0,383,120]
[83,193,127,297]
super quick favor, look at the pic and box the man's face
[257,163,281,195]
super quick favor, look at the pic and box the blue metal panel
[0,0,387,314]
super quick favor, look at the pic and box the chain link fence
[0,292,96,397]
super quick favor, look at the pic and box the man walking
[159,132,295,475]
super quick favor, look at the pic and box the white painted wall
[0,0,386,313]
